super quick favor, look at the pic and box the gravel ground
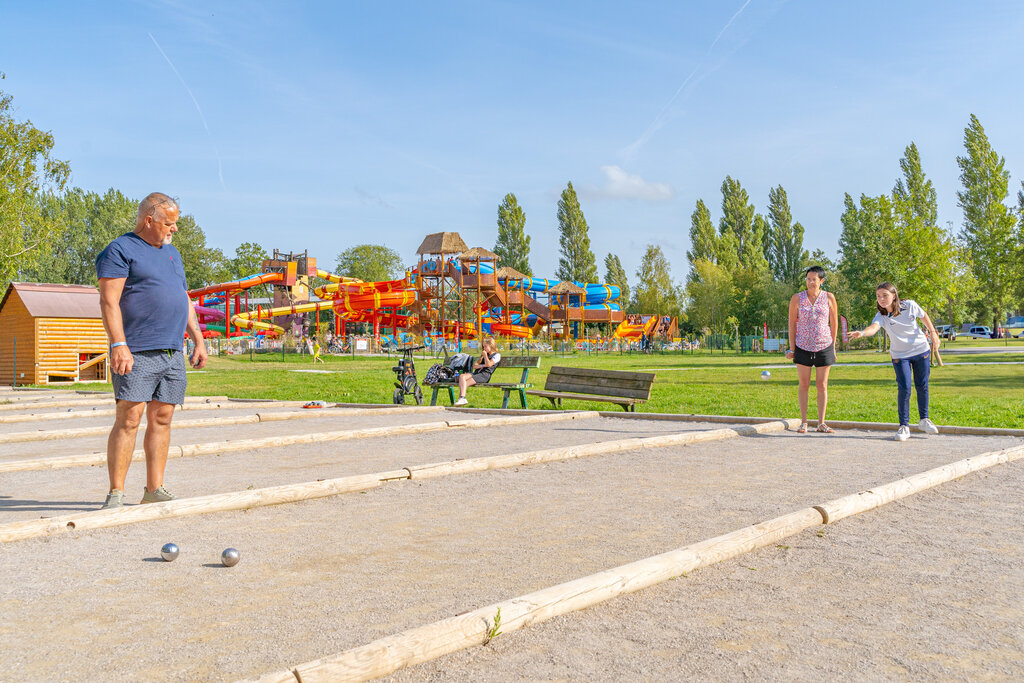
[0,416,714,522]
[0,421,1019,681]
[391,460,1024,683]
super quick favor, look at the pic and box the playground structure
[186,234,677,350]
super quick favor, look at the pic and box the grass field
[42,345,1024,429]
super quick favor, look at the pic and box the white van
[959,324,992,338]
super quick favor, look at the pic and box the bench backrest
[495,356,541,369]
[544,366,655,400]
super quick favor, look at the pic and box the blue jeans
[892,351,930,426]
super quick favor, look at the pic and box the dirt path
[0,413,1019,681]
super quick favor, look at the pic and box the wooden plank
[496,356,541,368]
[542,381,651,400]
[545,374,654,392]
[546,369,654,388]
[548,368,651,385]
[526,389,634,405]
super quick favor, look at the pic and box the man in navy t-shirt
[95,192,208,509]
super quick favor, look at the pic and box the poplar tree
[718,176,756,271]
[686,199,718,273]
[494,193,531,275]
[556,182,598,283]
[766,185,808,286]
[632,244,680,317]
[893,142,938,225]
[603,253,630,305]
[956,114,1019,329]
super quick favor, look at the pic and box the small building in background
[0,282,109,386]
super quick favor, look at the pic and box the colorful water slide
[614,315,659,340]
[188,272,283,298]
[226,276,419,334]
[469,262,624,331]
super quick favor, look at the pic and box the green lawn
[40,347,1024,428]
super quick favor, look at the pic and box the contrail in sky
[625,0,753,156]
[148,32,226,190]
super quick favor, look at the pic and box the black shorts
[793,344,835,367]
[471,370,493,384]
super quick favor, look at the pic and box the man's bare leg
[143,400,176,492]
[107,400,146,492]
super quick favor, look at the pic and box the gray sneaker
[894,425,911,442]
[918,418,939,434]
[101,490,125,510]
[141,486,176,504]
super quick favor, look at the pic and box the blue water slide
[472,262,621,304]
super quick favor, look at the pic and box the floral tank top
[795,290,832,352]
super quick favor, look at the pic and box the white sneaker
[918,418,939,434]
[894,425,910,441]
[453,398,468,406]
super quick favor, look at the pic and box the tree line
[4,74,1022,331]
[492,116,1024,333]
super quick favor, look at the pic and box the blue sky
[2,1,1023,283]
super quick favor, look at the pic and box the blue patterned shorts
[112,349,187,404]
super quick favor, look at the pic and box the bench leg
[430,387,439,406]
[546,397,556,408]
[518,388,527,408]
[448,386,456,405]
[501,390,510,409]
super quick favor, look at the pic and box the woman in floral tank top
[786,266,838,434]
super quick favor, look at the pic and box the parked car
[959,325,993,338]
[935,324,957,340]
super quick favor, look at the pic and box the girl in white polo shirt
[850,282,942,441]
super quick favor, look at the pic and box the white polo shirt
[872,299,931,359]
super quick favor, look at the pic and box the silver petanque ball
[160,543,179,562]
[761,370,771,380]
[221,547,240,567]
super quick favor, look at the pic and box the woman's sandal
[816,423,835,434]
[796,423,808,434]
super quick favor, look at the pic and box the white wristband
[111,342,128,349]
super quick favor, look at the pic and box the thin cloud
[148,32,227,190]
[624,0,753,157]
[591,165,674,201]
[354,186,393,209]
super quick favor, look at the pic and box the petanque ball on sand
[221,548,240,567]
[761,370,771,380]
[160,543,179,562]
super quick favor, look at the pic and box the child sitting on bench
[453,338,500,406]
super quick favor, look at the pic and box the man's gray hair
[137,192,179,223]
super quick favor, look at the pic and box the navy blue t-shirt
[95,232,190,352]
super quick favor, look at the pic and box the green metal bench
[426,356,541,409]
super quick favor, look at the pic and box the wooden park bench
[526,366,655,412]
[426,356,541,409]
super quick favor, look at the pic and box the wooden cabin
[0,282,109,386]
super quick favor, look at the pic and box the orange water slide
[188,272,283,298]
[232,280,419,334]
[614,315,659,340]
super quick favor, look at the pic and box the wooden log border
[0,411,597,473]
[0,394,230,412]
[0,405,444,444]
[814,443,1024,523]
[598,411,1024,437]
[0,400,313,424]
[246,440,1024,683]
[0,416,782,543]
